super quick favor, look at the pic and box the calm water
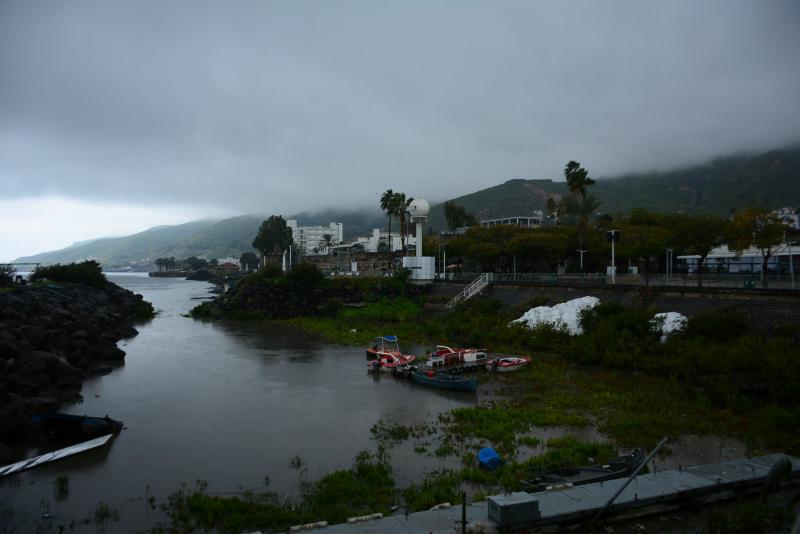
[0,274,477,531]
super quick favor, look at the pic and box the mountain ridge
[14,145,800,268]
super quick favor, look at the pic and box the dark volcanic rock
[0,281,152,422]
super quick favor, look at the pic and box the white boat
[487,355,531,372]
[426,345,490,368]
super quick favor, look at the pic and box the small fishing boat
[368,352,417,373]
[410,368,478,392]
[366,336,415,372]
[487,355,531,372]
[521,450,644,492]
[30,413,124,439]
[426,345,490,369]
[366,335,401,360]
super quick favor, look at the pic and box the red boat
[426,345,490,369]
[487,355,531,372]
[366,336,416,372]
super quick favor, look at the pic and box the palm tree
[564,160,595,197]
[317,233,338,255]
[380,189,396,253]
[392,192,414,255]
[562,161,599,253]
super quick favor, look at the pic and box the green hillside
[14,219,220,268]
[595,148,800,215]
[427,179,564,230]
[14,210,386,269]
[15,146,800,268]
[429,146,800,229]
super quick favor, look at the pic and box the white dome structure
[407,198,430,221]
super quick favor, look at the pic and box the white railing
[445,273,493,310]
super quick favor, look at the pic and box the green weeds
[161,451,394,533]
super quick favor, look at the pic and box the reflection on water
[0,273,477,531]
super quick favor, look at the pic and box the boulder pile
[0,282,153,442]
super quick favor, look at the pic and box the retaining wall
[430,282,800,332]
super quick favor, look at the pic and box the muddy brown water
[0,274,745,531]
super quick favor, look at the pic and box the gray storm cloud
[1,0,799,214]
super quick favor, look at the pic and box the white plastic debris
[651,312,688,342]
[510,296,600,335]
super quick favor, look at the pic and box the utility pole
[664,248,673,284]
[607,230,619,284]
[442,245,447,280]
[785,232,796,290]
[576,249,587,272]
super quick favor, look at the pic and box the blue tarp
[478,447,503,471]
[382,335,397,341]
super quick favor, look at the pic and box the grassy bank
[279,293,800,453]
[183,274,800,530]
[157,437,616,532]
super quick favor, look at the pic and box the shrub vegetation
[30,260,107,288]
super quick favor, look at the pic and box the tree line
[240,162,796,286]
[428,161,795,288]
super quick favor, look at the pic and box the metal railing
[439,271,798,290]
[445,273,493,310]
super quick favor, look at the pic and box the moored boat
[425,345,490,369]
[410,368,478,392]
[366,336,416,372]
[368,352,416,373]
[30,413,124,439]
[521,450,644,492]
[487,355,531,372]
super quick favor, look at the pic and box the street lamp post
[438,243,448,280]
[607,230,620,284]
[785,232,796,290]
[576,249,587,272]
[664,248,673,284]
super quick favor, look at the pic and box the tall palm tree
[564,160,595,197]
[392,192,414,255]
[562,193,600,252]
[380,189,396,253]
[562,161,599,253]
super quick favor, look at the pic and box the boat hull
[410,370,478,392]
[487,356,531,372]
[30,413,124,439]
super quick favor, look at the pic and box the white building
[775,207,800,230]
[287,220,344,255]
[480,214,557,229]
[343,229,417,253]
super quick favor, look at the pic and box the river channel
[0,274,479,531]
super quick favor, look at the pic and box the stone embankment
[0,282,153,449]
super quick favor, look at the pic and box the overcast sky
[2,1,800,261]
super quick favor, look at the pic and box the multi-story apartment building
[286,220,344,255]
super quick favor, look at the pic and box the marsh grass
[161,451,395,533]
[284,297,425,346]
[401,435,616,510]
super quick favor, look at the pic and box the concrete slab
[318,454,799,533]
